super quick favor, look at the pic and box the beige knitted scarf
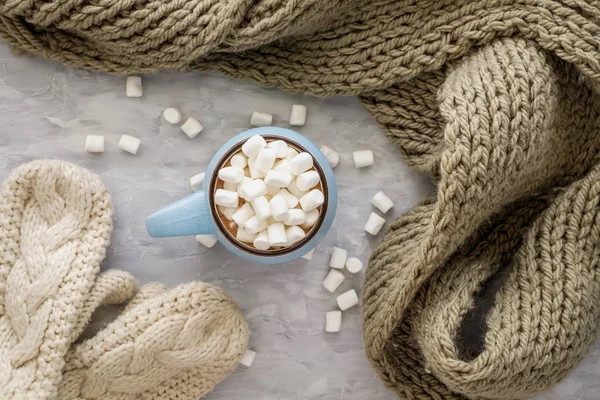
[2,1,600,399]
[0,160,249,399]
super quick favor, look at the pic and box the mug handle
[146,190,215,237]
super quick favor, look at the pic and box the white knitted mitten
[0,160,136,399]
[58,281,250,399]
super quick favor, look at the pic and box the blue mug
[146,127,337,264]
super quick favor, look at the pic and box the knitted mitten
[58,281,250,399]
[0,160,137,400]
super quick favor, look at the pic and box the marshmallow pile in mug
[213,134,324,251]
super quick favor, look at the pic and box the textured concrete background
[0,43,597,399]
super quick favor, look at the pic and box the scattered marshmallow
[371,191,394,214]
[85,135,105,153]
[284,209,307,226]
[242,134,267,159]
[181,117,203,138]
[239,349,256,367]
[276,188,299,208]
[325,311,342,333]
[196,234,218,248]
[353,150,374,168]
[255,148,277,172]
[269,195,289,222]
[236,227,257,243]
[267,140,289,158]
[214,189,239,208]
[330,247,347,269]
[264,170,293,187]
[287,179,308,199]
[299,189,324,212]
[364,212,385,235]
[230,153,248,169]
[273,160,291,173]
[232,203,255,228]
[250,111,273,127]
[345,257,363,274]
[286,226,306,245]
[286,148,299,161]
[301,249,314,260]
[320,145,339,168]
[245,215,269,234]
[251,196,271,220]
[218,206,236,221]
[301,209,320,229]
[248,158,267,179]
[290,152,314,175]
[118,134,141,155]
[267,222,287,247]
[296,171,320,191]
[289,105,307,126]
[337,289,359,311]
[218,167,245,183]
[223,181,237,192]
[163,108,182,124]
[239,179,267,201]
[126,76,142,97]
[237,177,253,197]
[322,269,345,293]
[253,230,270,251]
[266,184,280,196]
[190,172,205,192]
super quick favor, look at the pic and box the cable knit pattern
[0,160,136,400]
[58,282,250,400]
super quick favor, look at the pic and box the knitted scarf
[1,1,600,399]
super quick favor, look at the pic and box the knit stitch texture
[2,2,600,399]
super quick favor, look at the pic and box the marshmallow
[190,172,205,192]
[223,181,237,192]
[267,217,277,225]
[289,104,307,126]
[299,189,324,212]
[364,212,386,235]
[163,108,182,124]
[296,171,320,191]
[301,249,314,260]
[196,234,218,248]
[250,111,273,127]
[218,206,236,221]
[284,209,306,226]
[273,160,291,173]
[232,203,255,228]
[267,140,289,158]
[267,222,287,247]
[345,257,363,274]
[322,269,345,293]
[266,184,280,196]
[245,215,268,234]
[239,349,256,367]
[118,134,141,155]
[320,145,339,168]
[276,189,299,208]
[85,135,105,153]
[269,195,289,221]
[286,226,306,245]
[126,76,142,97]
[255,148,277,172]
[353,150,374,168]
[371,191,394,214]
[237,177,253,198]
[301,209,320,229]
[239,179,267,201]
[214,189,239,208]
[325,311,342,333]
[248,158,267,179]
[251,196,271,220]
[253,230,270,251]
[264,170,293,187]
[242,135,267,159]
[218,166,244,183]
[230,153,248,169]
[289,152,314,175]
[286,148,299,161]
[287,180,308,199]
[181,117,203,138]
[330,247,347,269]
[236,227,257,243]
[337,289,359,311]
